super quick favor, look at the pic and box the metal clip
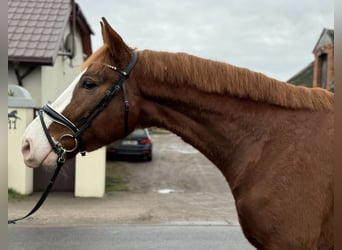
[57,149,67,164]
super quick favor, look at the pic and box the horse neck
[133,51,277,185]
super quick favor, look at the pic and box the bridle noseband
[39,51,138,161]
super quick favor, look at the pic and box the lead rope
[8,151,66,224]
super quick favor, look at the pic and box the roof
[288,28,334,88]
[287,61,314,88]
[8,0,93,65]
[312,28,334,52]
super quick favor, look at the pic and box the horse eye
[81,79,97,90]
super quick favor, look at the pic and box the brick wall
[313,43,334,90]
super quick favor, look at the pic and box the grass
[150,127,171,135]
[105,161,129,192]
[8,188,30,201]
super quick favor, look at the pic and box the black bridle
[40,51,138,157]
[8,51,138,224]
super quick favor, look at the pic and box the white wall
[8,108,34,194]
[75,148,106,197]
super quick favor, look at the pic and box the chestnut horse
[22,18,334,249]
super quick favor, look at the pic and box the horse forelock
[81,44,134,74]
[139,50,334,111]
[81,45,112,72]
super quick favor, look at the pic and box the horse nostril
[21,139,31,158]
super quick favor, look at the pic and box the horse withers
[21,18,334,249]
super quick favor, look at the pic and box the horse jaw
[21,71,84,168]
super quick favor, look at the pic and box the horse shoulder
[229,110,333,248]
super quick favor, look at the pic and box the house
[8,0,106,197]
[287,28,334,92]
[8,0,93,106]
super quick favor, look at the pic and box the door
[34,158,75,192]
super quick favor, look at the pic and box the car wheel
[145,153,152,161]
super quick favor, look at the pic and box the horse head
[22,18,141,168]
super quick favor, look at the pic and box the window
[319,53,328,89]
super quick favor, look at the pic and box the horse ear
[100,17,130,58]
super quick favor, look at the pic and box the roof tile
[27,41,38,49]
[27,2,36,8]
[24,49,35,57]
[16,27,25,34]
[8,48,16,55]
[35,50,45,57]
[15,48,25,55]
[37,42,47,49]
[10,1,19,7]
[30,34,41,42]
[21,34,32,41]
[23,27,34,34]
[42,28,53,35]
[18,41,29,49]
[11,33,21,40]
[12,13,21,20]
[8,40,19,49]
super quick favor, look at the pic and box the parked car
[106,129,153,161]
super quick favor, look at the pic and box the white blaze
[22,71,85,168]
[50,70,85,111]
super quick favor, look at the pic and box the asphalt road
[8,225,255,250]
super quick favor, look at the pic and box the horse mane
[82,47,334,111]
[139,50,334,111]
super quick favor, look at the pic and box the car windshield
[126,129,146,139]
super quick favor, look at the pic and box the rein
[8,51,138,224]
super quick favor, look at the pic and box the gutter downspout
[71,0,76,59]
[57,0,76,59]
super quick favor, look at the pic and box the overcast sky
[77,0,334,81]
